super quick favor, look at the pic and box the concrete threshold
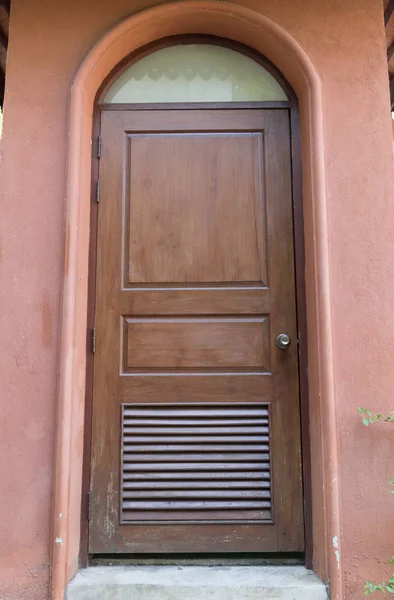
[67,565,328,599]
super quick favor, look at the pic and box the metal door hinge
[87,491,92,521]
[95,180,100,203]
[92,328,96,353]
[97,135,101,159]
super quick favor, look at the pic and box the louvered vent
[121,404,272,523]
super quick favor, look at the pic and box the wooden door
[89,109,304,554]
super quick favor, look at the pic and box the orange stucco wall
[0,1,393,599]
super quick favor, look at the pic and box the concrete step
[67,565,328,599]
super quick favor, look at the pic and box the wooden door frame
[80,35,312,567]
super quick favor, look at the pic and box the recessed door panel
[123,317,270,372]
[126,132,266,286]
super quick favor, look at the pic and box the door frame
[52,4,342,598]
[80,35,312,566]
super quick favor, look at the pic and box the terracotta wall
[0,0,393,598]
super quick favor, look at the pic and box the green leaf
[362,417,370,426]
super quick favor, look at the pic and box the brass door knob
[276,333,291,350]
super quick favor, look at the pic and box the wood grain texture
[89,108,304,554]
[118,288,271,315]
[125,317,269,371]
[126,132,266,285]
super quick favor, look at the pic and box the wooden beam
[0,28,7,50]
[385,0,394,25]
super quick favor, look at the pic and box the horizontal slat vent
[121,404,272,523]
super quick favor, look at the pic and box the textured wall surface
[0,0,393,598]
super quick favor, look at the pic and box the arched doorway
[87,36,306,556]
[52,4,340,598]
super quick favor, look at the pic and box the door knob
[276,333,291,350]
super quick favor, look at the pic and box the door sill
[68,565,328,600]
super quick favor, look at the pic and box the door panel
[124,317,269,371]
[126,132,266,285]
[89,109,304,554]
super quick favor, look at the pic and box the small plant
[364,559,394,595]
[358,408,394,426]
[358,408,394,594]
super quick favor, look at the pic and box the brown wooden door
[89,108,304,554]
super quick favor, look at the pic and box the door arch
[52,4,341,599]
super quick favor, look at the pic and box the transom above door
[89,41,304,554]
